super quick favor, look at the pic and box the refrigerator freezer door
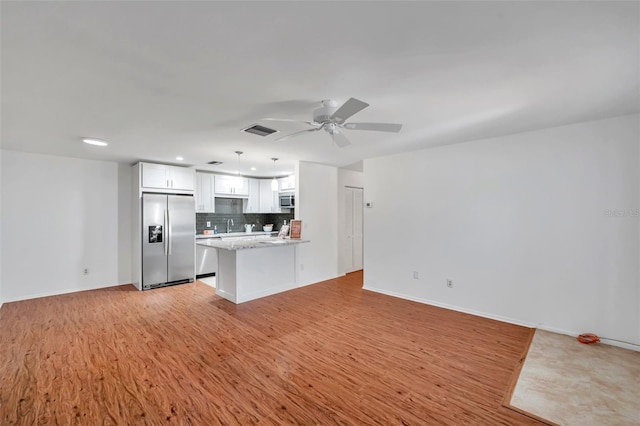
[167,195,196,283]
[143,193,168,287]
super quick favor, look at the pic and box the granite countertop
[196,231,277,239]
[196,236,310,251]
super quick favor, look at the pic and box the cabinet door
[244,179,260,213]
[195,173,204,212]
[196,173,214,212]
[215,175,249,196]
[279,175,295,190]
[141,163,194,191]
[142,163,169,189]
[169,167,195,191]
[259,179,274,213]
[234,177,249,196]
[214,175,233,195]
[272,191,282,213]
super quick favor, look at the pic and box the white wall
[0,149,3,309]
[338,169,364,275]
[117,163,132,284]
[364,114,640,347]
[0,150,132,302]
[296,161,339,286]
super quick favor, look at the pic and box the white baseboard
[364,285,536,328]
[215,288,236,303]
[363,285,640,352]
[534,324,640,352]
[1,282,133,304]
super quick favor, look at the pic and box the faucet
[226,218,234,233]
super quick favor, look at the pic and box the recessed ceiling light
[82,138,108,147]
[176,156,184,161]
[250,167,257,171]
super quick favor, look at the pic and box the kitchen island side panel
[216,249,238,303]
[235,245,296,303]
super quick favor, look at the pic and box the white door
[344,187,363,273]
[352,188,363,270]
[344,188,354,270]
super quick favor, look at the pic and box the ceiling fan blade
[343,122,403,132]
[275,127,321,142]
[330,98,369,124]
[262,118,318,126]
[332,131,351,148]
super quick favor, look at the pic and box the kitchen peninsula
[197,236,309,303]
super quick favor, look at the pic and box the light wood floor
[1,271,543,425]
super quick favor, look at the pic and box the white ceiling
[2,1,638,177]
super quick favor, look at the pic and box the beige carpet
[508,330,640,425]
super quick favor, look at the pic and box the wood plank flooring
[1,271,544,425]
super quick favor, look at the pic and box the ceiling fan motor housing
[312,100,339,124]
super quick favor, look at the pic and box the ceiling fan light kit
[263,97,403,147]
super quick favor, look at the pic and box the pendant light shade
[271,158,279,192]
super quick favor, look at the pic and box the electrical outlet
[206,221,211,228]
[413,271,419,279]
[300,263,304,271]
[447,279,453,288]
[83,268,89,275]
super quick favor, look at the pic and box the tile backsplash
[196,198,294,234]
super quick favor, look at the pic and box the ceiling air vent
[242,124,278,137]
[207,160,224,165]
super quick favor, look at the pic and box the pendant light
[271,158,279,191]
[235,151,244,189]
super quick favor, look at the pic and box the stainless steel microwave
[279,194,295,208]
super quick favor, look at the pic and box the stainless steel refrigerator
[142,193,195,290]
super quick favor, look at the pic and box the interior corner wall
[0,148,3,310]
[295,161,338,286]
[338,169,364,275]
[0,150,131,302]
[117,163,132,285]
[363,114,640,346]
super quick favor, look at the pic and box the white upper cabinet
[243,179,261,213]
[259,179,281,213]
[140,163,194,192]
[278,175,295,192]
[195,172,215,213]
[214,175,249,197]
[170,167,196,191]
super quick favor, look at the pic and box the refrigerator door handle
[164,209,169,256]
[167,209,172,256]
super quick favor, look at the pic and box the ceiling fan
[263,98,402,147]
